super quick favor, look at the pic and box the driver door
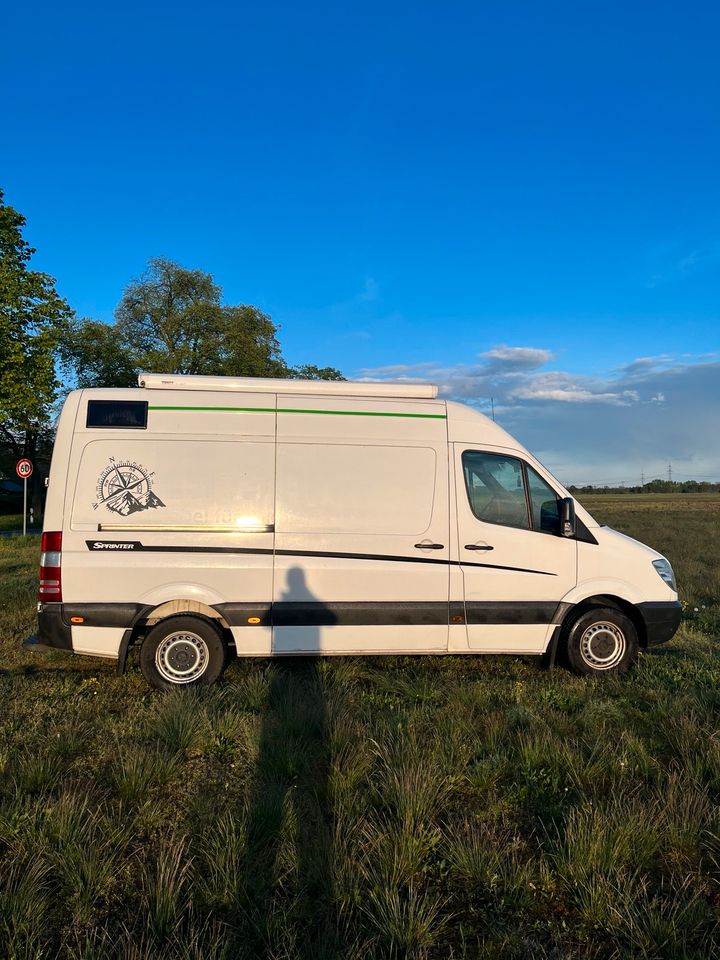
[453,447,577,652]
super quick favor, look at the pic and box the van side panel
[273,396,450,653]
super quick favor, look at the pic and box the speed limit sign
[16,460,33,536]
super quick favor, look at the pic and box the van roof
[138,372,438,399]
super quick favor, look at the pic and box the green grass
[1,495,719,958]
[0,514,40,533]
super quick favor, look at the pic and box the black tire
[562,606,638,676]
[140,614,227,692]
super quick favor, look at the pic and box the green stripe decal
[149,405,446,420]
[149,405,274,413]
[278,408,446,419]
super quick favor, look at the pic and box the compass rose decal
[93,458,166,515]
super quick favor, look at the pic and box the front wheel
[562,607,638,676]
[140,615,227,691]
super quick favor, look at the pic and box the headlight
[652,558,676,591]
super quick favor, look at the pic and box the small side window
[462,451,530,530]
[527,465,561,535]
[86,400,148,429]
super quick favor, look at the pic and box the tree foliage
[0,189,72,444]
[0,186,72,501]
[292,364,346,381]
[63,257,342,387]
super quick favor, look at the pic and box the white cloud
[481,345,554,369]
[618,355,675,375]
[512,386,621,403]
[358,362,438,377]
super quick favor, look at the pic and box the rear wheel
[140,615,227,691]
[563,606,638,676]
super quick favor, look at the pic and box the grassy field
[0,515,40,534]
[1,495,719,959]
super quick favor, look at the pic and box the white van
[25,373,681,690]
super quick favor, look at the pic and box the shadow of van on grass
[234,566,338,957]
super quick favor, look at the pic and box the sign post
[16,460,33,536]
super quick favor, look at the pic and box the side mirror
[561,497,576,537]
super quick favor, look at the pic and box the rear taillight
[39,531,62,603]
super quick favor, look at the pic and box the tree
[0,188,73,507]
[291,364,345,381]
[63,258,343,387]
[59,318,138,388]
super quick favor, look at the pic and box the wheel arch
[143,599,231,631]
[117,600,233,676]
[558,594,646,647]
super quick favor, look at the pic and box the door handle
[414,542,444,550]
[464,543,494,551]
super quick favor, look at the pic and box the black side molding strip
[62,602,152,628]
[37,599,681,656]
[215,600,569,628]
[34,599,575,636]
[212,603,272,626]
[465,601,560,625]
[216,601,451,627]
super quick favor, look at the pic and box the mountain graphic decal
[92,458,167,515]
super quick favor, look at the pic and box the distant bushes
[569,480,720,495]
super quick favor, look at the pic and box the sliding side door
[273,398,450,654]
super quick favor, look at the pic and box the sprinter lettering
[88,541,140,551]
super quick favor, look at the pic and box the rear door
[453,446,576,652]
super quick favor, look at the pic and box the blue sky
[2,1,719,483]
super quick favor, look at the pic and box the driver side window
[462,451,530,530]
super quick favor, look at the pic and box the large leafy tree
[0,189,72,482]
[63,258,342,386]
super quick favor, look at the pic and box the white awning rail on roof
[138,372,439,399]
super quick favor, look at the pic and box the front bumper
[638,600,683,646]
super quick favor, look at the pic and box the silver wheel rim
[579,621,626,671]
[155,631,209,684]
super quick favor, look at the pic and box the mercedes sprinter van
[25,373,681,690]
